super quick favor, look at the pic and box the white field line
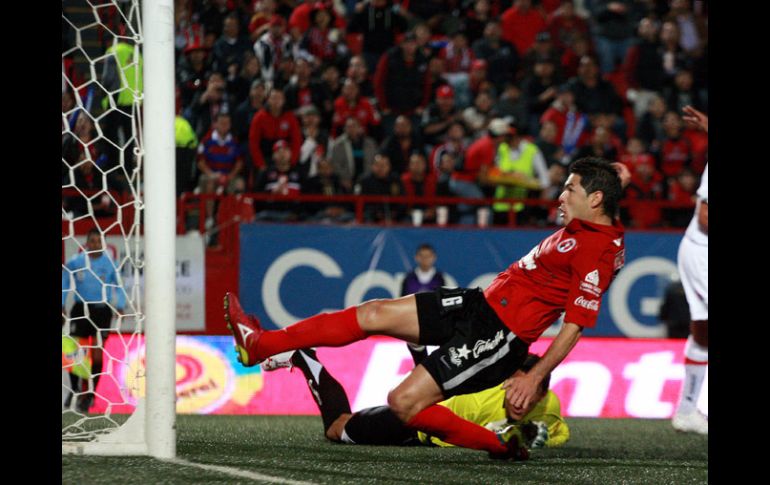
[168,458,319,484]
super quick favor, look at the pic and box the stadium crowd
[63,0,708,230]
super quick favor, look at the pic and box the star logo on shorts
[456,344,471,360]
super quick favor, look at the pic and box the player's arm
[503,322,582,410]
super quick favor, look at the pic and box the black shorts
[415,287,529,398]
[69,302,114,341]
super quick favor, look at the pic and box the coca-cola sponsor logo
[574,296,599,311]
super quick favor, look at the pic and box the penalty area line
[168,458,318,484]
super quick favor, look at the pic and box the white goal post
[62,0,176,458]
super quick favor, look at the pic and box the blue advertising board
[239,224,683,337]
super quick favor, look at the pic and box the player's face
[85,233,103,257]
[558,174,592,225]
[504,370,545,421]
[415,249,436,271]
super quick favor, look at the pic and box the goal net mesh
[62,0,146,443]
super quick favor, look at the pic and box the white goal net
[62,0,175,457]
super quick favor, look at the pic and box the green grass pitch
[62,415,707,484]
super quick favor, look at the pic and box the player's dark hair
[416,243,435,254]
[520,353,550,394]
[569,157,622,218]
[87,227,101,239]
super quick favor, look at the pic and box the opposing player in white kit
[671,106,708,434]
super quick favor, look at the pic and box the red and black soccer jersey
[484,218,625,343]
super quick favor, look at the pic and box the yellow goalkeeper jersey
[417,387,569,448]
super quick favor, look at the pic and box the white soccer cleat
[261,351,296,372]
[671,411,708,435]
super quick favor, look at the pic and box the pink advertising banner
[87,335,706,418]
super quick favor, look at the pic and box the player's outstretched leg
[224,292,417,366]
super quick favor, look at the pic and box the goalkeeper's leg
[288,349,352,434]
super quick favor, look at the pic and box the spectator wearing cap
[448,118,511,224]
[546,0,590,53]
[468,59,493,100]
[374,31,431,136]
[177,37,213,110]
[380,115,426,176]
[253,140,304,222]
[491,121,549,224]
[540,83,590,164]
[421,84,462,148]
[253,14,294,83]
[471,19,520,94]
[247,0,278,43]
[196,112,246,231]
[348,0,409,73]
[332,78,381,138]
[500,0,547,57]
[521,55,561,136]
[522,31,563,77]
[329,117,379,192]
[212,13,253,77]
[248,88,302,173]
[297,104,330,180]
[462,90,495,135]
[296,2,350,67]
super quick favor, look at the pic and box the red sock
[255,307,366,361]
[406,404,507,454]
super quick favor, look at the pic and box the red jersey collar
[565,218,624,237]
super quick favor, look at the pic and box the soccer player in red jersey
[225,157,626,460]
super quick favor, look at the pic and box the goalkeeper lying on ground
[262,348,569,451]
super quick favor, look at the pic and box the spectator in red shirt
[331,78,381,138]
[288,0,346,43]
[248,88,302,172]
[547,0,590,52]
[623,152,664,228]
[247,0,278,42]
[664,166,698,227]
[500,0,547,57]
[559,33,593,79]
[659,111,692,179]
[440,29,475,75]
[401,152,438,223]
